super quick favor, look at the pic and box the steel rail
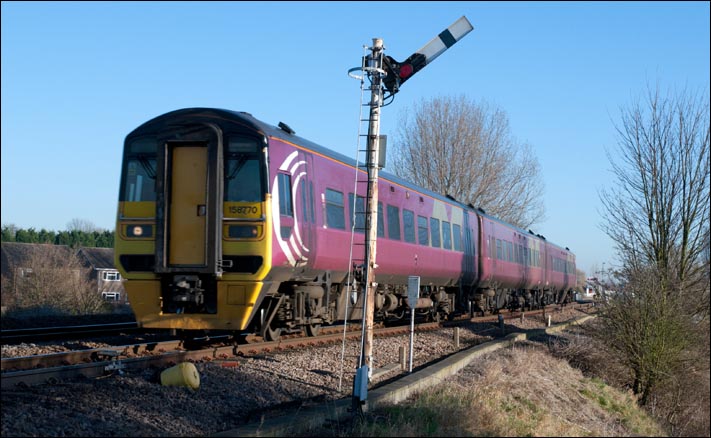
[1,322,140,344]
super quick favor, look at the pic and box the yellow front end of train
[114,114,273,332]
[116,197,273,331]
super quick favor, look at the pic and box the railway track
[1,303,594,390]
[0,322,141,344]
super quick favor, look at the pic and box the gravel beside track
[1,306,589,437]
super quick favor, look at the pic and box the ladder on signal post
[345,45,386,307]
[347,48,369,277]
[338,45,371,396]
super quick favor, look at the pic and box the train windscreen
[121,138,157,202]
[224,137,264,202]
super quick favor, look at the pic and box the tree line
[1,224,114,248]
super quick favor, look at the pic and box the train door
[542,243,550,289]
[521,237,529,288]
[487,220,495,282]
[293,151,315,261]
[563,253,574,292]
[461,211,477,286]
[168,144,208,267]
[273,147,314,268]
[477,216,494,285]
[514,233,524,289]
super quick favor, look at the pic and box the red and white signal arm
[383,16,474,94]
[419,16,474,66]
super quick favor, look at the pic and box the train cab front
[114,109,273,332]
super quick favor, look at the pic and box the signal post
[350,16,474,412]
[362,38,384,378]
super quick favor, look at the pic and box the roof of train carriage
[131,108,573,256]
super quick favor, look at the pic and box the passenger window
[377,202,384,238]
[418,216,429,246]
[349,193,366,233]
[452,224,462,251]
[430,218,441,248]
[325,189,345,229]
[508,242,514,262]
[403,210,416,243]
[348,194,383,237]
[277,174,293,216]
[442,221,451,250]
[387,205,401,240]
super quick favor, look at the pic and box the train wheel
[305,323,321,337]
[262,320,282,342]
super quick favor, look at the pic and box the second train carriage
[115,108,576,340]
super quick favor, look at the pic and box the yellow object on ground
[160,362,200,389]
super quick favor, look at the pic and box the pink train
[115,108,576,340]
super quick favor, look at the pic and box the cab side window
[325,188,345,229]
[278,173,293,216]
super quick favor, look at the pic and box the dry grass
[365,345,662,437]
[549,320,710,437]
[299,341,666,437]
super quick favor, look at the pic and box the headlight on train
[126,224,153,238]
[228,224,262,238]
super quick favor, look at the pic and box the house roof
[1,243,117,280]
[76,247,116,270]
[1,242,74,278]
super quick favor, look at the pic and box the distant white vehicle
[575,282,597,303]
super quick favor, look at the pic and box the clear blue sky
[2,1,709,276]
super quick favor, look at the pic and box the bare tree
[597,83,710,410]
[390,95,545,229]
[603,268,691,406]
[66,218,101,233]
[12,245,107,315]
[600,85,710,295]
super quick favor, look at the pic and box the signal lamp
[399,63,414,79]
